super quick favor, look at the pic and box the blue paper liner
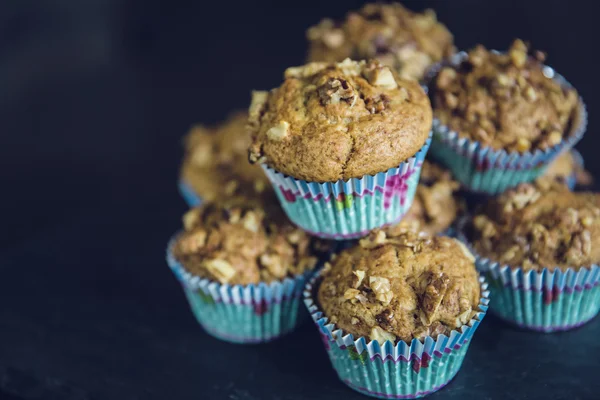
[456,220,600,332]
[425,52,587,195]
[566,149,584,190]
[178,180,203,207]
[304,269,489,398]
[166,235,311,343]
[261,133,432,240]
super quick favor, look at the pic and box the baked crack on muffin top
[317,230,480,344]
[432,39,580,153]
[180,111,272,203]
[248,59,432,182]
[387,160,461,235]
[307,2,454,81]
[173,202,329,285]
[468,179,600,271]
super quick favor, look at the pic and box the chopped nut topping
[266,121,289,141]
[242,211,260,233]
[344,288,361,301]
[204,259,236,283]
[359,230,387,249]
[370,326,396,344]
[183,208,201,231]
[421,273,450,325]
[352,270,366,289]
[369,276,393,305]
[363,64,397,89]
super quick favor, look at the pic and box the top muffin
[468,179,600,271]
[181,112,273,202]
[172,201,328,285]
[307,3,454,81]
[318,230,480,344]
[248,59,432,182]
[432,40,580,153]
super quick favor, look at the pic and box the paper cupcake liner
[166,235,310,343]
[262,133,432,240]
[566,149,584,190]
[303,270,489,399]
[456,221,600,332]
[178,180,203,207]
[425,52,587,195]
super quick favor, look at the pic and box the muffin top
[318,230,480,344]
[307,3,454,81]
[468,179,600,271]
[248,59,432,182]
[387,160,461,235]
[181,112,272,202]
[543,151,592,187]
[172,202,327,285]
[432,40,580,153]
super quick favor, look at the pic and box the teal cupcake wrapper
[565,149,584,190]
[178,180,203,207]
[303,271,489,398]
[456,222,600,332]
[425,52,587,195]
[166,235,311,343]
[261,133,432,240]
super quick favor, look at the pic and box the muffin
[179,111,272,206]
[304,230,488,398]
[248,59,433,239]
[307,2,454,81]
[429,39,586,194]
[166,201,328,343]
[542,149,592,190]
[462,179,600,331]
[387,160,461,235]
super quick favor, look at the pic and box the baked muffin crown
[173,202,326,285]
[318,230,480,344]
[181,112,271,202]
[307,2,454,81]
[469,179,600,271]
[248,59,432,182]
[432,39,580,153]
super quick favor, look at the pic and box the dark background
[0,1,598,399]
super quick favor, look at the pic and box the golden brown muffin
[318,230,480,343]
[468,179,600,271]
[307,3,454,81]
[248,59,432,182]
[172,202,329,285]
[387,160,461,235]
[180,111,272,202]
[432,40,580,153]
[542,151,593,187]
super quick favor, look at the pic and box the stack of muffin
[166,3,597,399]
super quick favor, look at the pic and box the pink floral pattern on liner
[383,166,417,209]
[279,186,297,203]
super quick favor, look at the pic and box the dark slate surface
[0,1,599,399]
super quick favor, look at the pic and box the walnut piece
[363,65,397,89]
[370,326,396,344]
[204,259,236,283]
[317,78,356,105]
[352,270,366,288]
[421,273,450,325]
[182,208,201,231]
[266,121,289,141]
[369,276,393,305]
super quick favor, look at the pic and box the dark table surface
[1,1,599,399]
